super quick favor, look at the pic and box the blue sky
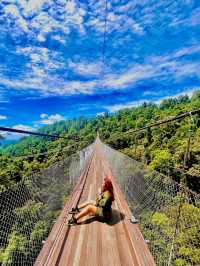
[0,0,200,139]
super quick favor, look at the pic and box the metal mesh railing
[103,142,200,266]
[0,143,94,265]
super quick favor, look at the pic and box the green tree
[0,231,28,265]
[149,149,174,175]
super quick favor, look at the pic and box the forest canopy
[0,91,200,265]
[0,90,200,193]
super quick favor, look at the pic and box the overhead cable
[0,126,65,139]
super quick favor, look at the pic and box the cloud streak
[0,115,7,120]
[0,0,200,127]
[0,42,200,98]
[38,113,65,125]
[105,88,198,113]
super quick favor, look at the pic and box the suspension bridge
[34,136,155,266]
[0,132,199,265]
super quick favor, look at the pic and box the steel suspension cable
[0,126,67,139]
[122,108,200,136]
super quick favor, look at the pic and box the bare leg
[74,204,97,220]
[78,200,95,209]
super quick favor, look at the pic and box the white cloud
[97,112,105,116]
[105,100,149,113]
[156,88,200,102]
[173,45,200,57]
[147,44,200,63]
[1,43,200,98]
[4,4,19,17]
[1,28,200,99]
[52,35,65,43]
[4,4,29,32]
[0,115,7,120]
[60,80,98,95]
[20,0,46,18]
[105,88,200,113]
[37,34,46,42]
[170,7,200,27]
[2,0,86,44]
[17,46,65,80]
[0,76,47,92]
[40,113,48,118]
[1,124,36,140]
[0,131,8,138]
[13,124,35,131]
[39,114,65,125]
[0,100,9,103]
[0,74,98,96]
[66,0,76,14]
[103,45,200,90]
[68,60,102,76]
[174,63,200,80]
[182,88,199,98]
[18,46,49,63]
[88,9,144,36]
[104,65,156,89]
[143,91,160,96]
[126,17,144,35]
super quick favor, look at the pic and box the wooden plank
[59,153,95,265]
[58,226,78,266]
[81,158,98,266]
[98,158,121,266]
[34,138,156,266]
[72,185,92,266]
[100,144,155,266]
[100,155,138,266]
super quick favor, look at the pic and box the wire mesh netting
[0,143,94,265]
[102,142,200,266]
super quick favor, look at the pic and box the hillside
[1,90,200,192]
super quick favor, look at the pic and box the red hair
[102,176,115,201]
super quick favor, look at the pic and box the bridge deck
[35,139,155,266]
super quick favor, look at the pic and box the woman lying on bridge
[68,176,114,225]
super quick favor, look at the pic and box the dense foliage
[0,91,200,265]
[1,90,200,193]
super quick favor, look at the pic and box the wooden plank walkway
[34,138,156,266]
